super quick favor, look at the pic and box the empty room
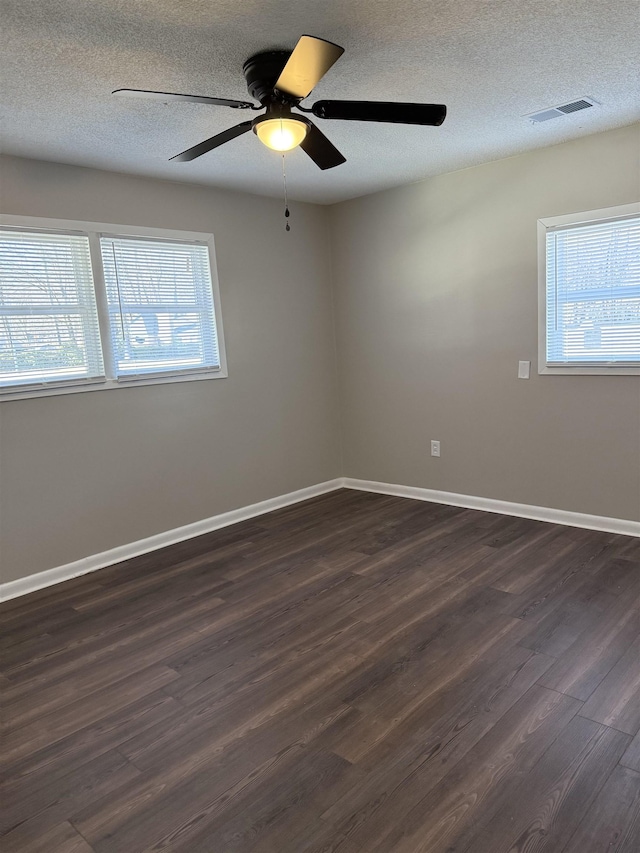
[1,1,639,851]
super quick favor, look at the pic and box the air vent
[525,97,599,123]
[557,99,593,114]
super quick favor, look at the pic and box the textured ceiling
[1,0,639,204]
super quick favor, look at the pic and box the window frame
[537,202,640,376]
[0,214,228,401]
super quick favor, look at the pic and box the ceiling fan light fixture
[254,116,309,152]
[117,35,447,171]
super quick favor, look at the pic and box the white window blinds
[0,229,104,389]
[100,236,220,379]
[545,215,640,366]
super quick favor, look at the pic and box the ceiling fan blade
[274,35,344,100]
[299,121,346,170]
[113,89,256,109]
[311,100,447,126]
[170,121,253,162]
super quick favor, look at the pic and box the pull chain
[282,154,290,232]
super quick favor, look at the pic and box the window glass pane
[100,236,220,378]
[0,229,104,388]
[546,215,640,366]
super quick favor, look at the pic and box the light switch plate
[518,360,531,379]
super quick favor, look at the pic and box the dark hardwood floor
[2,489,640,852]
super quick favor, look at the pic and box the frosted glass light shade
[255,118,308,152]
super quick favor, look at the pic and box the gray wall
[2,125,639,586]
[0,156,341,583]
[330,124,640,522]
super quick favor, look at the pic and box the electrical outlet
[430,440,441,457]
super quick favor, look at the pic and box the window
[0,216,226,399]
[538,203,640,375]
[0,230,104,389]
[101,236,221,380]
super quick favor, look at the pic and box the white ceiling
[1,0,639,204]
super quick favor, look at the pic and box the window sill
[538,364,640,376]
[0,368,228,402]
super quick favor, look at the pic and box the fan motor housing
[242,50,293,104]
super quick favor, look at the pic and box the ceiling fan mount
[113,35,447,170]
[242,50,296,106]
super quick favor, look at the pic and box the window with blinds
[0,229,104,389]
[544,213,640,369]
[0,218,225,398]
[100,236,220,379]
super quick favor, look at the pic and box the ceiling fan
[113,35,447,170]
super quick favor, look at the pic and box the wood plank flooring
[1,489,640,852]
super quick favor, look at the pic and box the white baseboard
[4,475,638,602]
[0,479,344,602]
[344,478,640,538]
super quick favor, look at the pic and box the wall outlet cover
[518,360,531,379]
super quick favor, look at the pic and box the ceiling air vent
[525,97,599,123]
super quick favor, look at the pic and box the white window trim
[0,214,228,401]
[537,201,640,376]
